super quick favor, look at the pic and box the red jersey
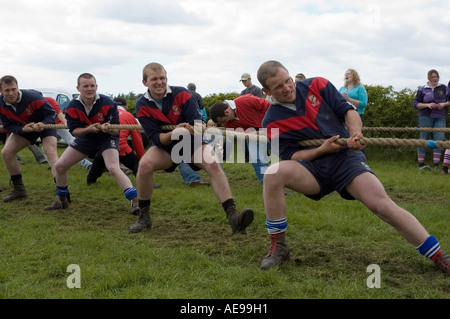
[223,94,270,130]
[45,97,63,124]
[118,108,145,159]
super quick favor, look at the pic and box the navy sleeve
[320,80,355,120]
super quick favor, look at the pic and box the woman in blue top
[339,69,368,124]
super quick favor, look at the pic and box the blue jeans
[417,116,446,155]
[178,162,202,184]
[247,140,270,184]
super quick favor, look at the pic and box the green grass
[0,145,448,299]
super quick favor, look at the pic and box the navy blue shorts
[297,149,374,201]
[70,136,120,158]
[19,129,58,144]
[162,135,206,173]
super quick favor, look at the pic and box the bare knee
[137,158,156,176]
[1,147,15,161]
[263,163,287,188]
[203,161,222,176]
[53,160,69,176]
[365,195,399,222]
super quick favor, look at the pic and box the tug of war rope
[4,124,450,150]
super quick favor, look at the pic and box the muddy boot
[3,178,28,203]
[129,206,152,233]
[227,207,254,234]
[432,250,450,276]
[130,197,139,215]
[261,233,291,270]
[44,195,69,211]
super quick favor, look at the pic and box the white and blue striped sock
[266,217,288,235]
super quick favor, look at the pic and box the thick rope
[5,124,449,149]
[3,124,449,133]
[362,127,450,133]
[298,137,450,149]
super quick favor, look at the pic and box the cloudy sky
[1,0,449,98]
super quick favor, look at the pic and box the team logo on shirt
[97,113,104,122]
[308,95,320,107]
[172,105,181,116]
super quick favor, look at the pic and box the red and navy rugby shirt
[135,86,203,149]
[262,77,356,160]
[0,89,57,134]
[223,94,271,130]
[64,94,120,142]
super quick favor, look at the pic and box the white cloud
[0,0,449,98]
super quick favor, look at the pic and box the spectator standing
[295,73,306,82]
[339,69,368,124]
[441,149,450,174]
[240,73,263,98]
[413,70,449,170]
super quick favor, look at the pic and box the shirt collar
[276,102,297,111]
[224,99,236,110]
[144,85,172,104]
[77,94,100,114]
[424,82,444,89]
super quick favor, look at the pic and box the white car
[34,88,79,112]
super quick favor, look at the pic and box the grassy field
[0,144,448,301]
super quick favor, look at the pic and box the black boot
[226,206,254,235]
[3,178,27,203]
[129,206,152,233]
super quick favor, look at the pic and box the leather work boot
[432,250,450,276]
[3,178,28,203]
[44,195,69,211]
[129,206,152,233]
[260,233,291,270]
[130,197,139,215]
[227,208,254,234]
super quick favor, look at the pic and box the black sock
[11,174,22,181]
[139,199,151,209]
[222,198,236,216]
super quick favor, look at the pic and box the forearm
[345,110,363,136]
[291,147,327,161]
[72,127,91,137]
[159,132,173,146]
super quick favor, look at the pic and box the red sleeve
[45,97,62,114]
[119,110,145,158]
